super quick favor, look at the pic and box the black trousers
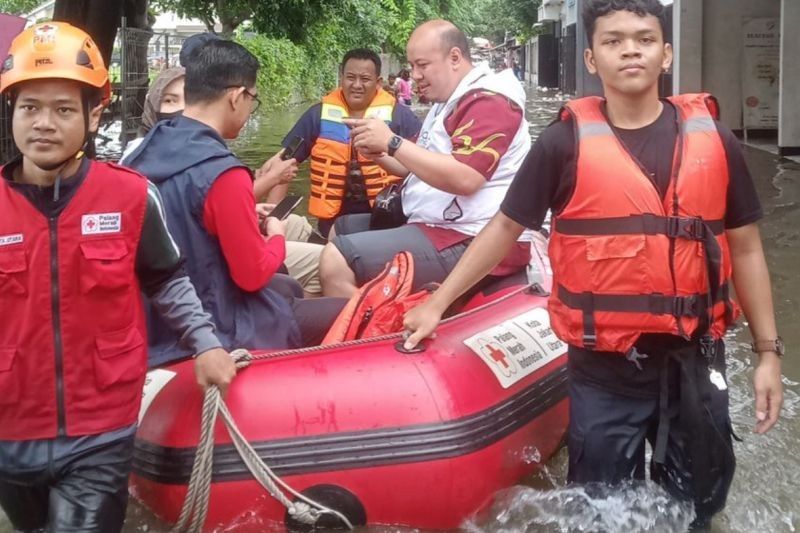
[0,435,134,533]
[268,273,347,346]
[567,336,735,528]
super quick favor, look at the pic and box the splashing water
[466,482,696,533]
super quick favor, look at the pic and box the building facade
[526,0,798,155]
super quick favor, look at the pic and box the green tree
[0,0,39,15]
[470,0,541,43]
[151,0,253,36]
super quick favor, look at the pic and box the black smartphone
[266,195,303,221]
[281,136,304,160]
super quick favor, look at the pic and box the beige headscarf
[138,66,185,137]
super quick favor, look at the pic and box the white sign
[0,233,23,247]
[464,307,567,389]
[138,369,177,423]
[81,213,122,235]
[742,18,780,129]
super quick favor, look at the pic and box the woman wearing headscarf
[120,66,185,162]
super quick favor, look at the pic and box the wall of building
[701,0,781,130]
[778,0,800,152]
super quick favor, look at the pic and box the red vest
[548,94,739,353]
[0,161,149,440]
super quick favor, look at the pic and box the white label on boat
[463,307,567,389]
[138,369,177,423]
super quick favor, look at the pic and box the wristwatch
[387,135,403,157]
[751,337,785,357]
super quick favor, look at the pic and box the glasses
[226,86,261,113]
[243,88,261,113]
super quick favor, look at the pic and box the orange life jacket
[548,93,739,353]
[309,88,402,220]
[322,251,434,344]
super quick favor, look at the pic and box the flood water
[1,88,797,532]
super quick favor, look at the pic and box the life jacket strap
[555,214,724,240]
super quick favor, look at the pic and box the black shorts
[331,214,470,290]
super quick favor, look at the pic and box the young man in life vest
[278,48,422,237]
[0,22,236,532]
[403,1,783,528]
[125,39,346,364]
[319,20,535,298]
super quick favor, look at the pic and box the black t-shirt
[501,101,763,230]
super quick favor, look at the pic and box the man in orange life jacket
[0,23,235,532]
[403,1,784,528]
[278,48,422,237]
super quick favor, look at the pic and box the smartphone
[281,136,304,161]
[266,195,303,221]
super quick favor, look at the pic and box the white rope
[171,349,354,532]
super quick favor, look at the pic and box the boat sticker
[463,307,567,388]
[139,369,177,423]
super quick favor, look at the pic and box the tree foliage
[151,0,476,52]
[0,0,38,15]
[469,0,542,43]
[150,0,534,109]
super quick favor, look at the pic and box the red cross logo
[488,345,509,369]
[86,219,96,230]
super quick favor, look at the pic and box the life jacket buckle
[699,335,716,360]
[582,333,597,349]
[666,216,705,241]
[673,294,700,317]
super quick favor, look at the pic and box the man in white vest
[319,20,533,297]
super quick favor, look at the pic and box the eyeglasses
[226,85,261,114]
[243,88,261,113]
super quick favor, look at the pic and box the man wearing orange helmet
[0,22,236,532]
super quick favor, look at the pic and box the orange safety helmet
[0,22,110,104]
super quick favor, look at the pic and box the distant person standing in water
[396,68,413,105]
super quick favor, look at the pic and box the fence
[118,20,177,150]
[0,98,15,165]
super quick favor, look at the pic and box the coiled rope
[171,349,354,532]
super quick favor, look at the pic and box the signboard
[464,307,567,389]
[566,0,577,26]
[742,18,780,129]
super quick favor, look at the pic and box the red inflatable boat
[131,278,568,531]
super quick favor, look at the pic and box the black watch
[751,337,785,357]
[387,135,403,157]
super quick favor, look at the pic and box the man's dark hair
[340,48,382,77]
[180,32,222,67]
[582,0,667,47]
[184,39,259,105]
[441,25,471,62]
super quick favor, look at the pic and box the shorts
[331,214,470,290]
[282,214,324,296]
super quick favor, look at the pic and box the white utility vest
[401,65,531,238]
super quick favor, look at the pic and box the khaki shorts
[283,214,323,296]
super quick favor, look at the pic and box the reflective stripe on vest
[548,93,739,353]
[309,88,402,220]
